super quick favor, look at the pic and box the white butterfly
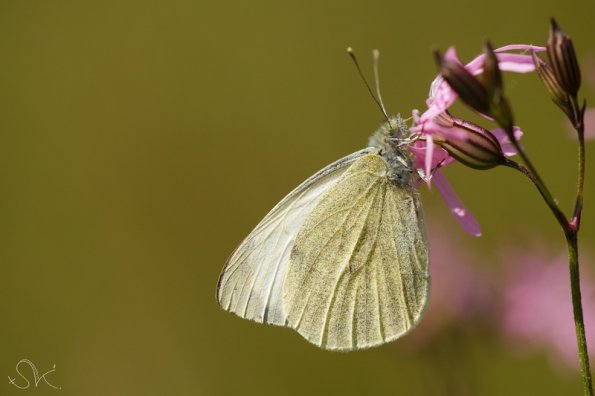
[217,116,430,351]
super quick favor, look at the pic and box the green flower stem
[568,94,590,394]
[504,142,592,395]
[573,132,585,225]
[572,96,585,229]
[567,230,594,396]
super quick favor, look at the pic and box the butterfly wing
[217,148,380,325]
[283,154,429,350]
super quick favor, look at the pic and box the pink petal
[496,54,540,73]
[444,46,461,63]
[418,44,543,127]
[491,127,524,156]
[409,141,452,172]
[466,53,539,75]
[465,45,546,74]
[421,77,457,121]
[433,170,482,236]
[494,44,546,53]
[424,134,434,186]
[408,144,426,171]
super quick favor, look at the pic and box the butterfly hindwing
[283,154,430,350]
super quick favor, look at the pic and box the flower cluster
[401,223,595,374]
[406,19,593,391]
[408,44,543,235]
[534,19,583,127]
[502,247,595,371]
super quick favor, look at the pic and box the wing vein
[390,191,414,329]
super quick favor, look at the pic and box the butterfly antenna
[372,49,390,120]
[347,47,390,123]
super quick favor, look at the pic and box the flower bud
[436,45,515,136]
[435,50,491,115]
[547,18,581,97]
[533,51,572,117]
[432,112,506,170]
[478,41,503,96]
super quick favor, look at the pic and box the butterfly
[216,114,430,351]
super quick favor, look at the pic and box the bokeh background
[1,1,594,395]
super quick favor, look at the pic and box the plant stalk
[504,126,592,394]
[566,231,593,395]
[572,96,586,229]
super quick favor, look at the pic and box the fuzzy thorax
[368,115,415,186]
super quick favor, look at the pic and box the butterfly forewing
[283,154,429,350]
[217,148,379,325]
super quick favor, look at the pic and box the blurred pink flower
[564,56,595,140]
[583,54,595,91]
[404,221,492,345]
[564,106,595,141]
[585,108,595,140]
[409,44,543,236]
[502,247,595,371]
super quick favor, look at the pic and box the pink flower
[584,53,595,91]
[410,44,544,236]
[563,55,595,140]
[419,45,546,126]
[584,108,595,140]
[502,247,595,371]
[566,108,595,140]
[491,127,525,155]
[577,57,595,139]
[399,220,492,346]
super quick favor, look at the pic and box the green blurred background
[1,0,594,395]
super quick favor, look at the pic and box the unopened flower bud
[435,50,491,115]
[533,51,572,116]
[478,41,503,96]
[432,112,506,170]
[436,46,515,135]
[547,19,581,97]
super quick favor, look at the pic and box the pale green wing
[283,154,429,350]
[217,148,380,325]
